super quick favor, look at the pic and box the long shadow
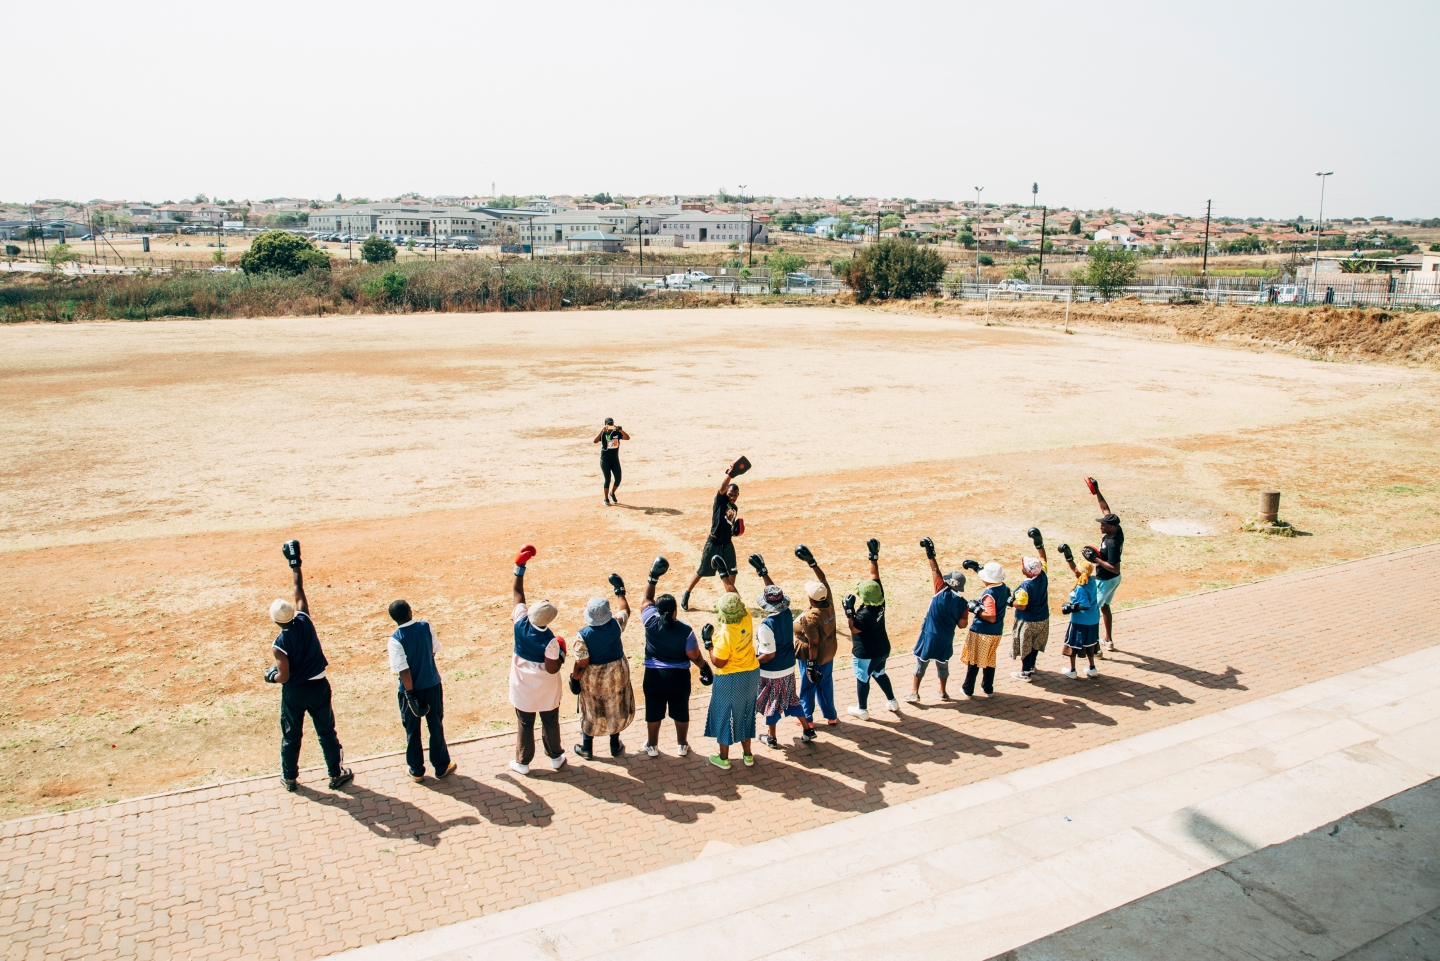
[429,773,554,828]
[1107,652,1248,692]
[615,504,683,516]
[299,784,480,848]
[1026,666,1197,713]
[549,758,719,824]
[908,691,1120,732]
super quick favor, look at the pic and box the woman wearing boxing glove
[639,557,710,758]
[1010,529,1051,683]
[681,459,747,611]
[701,564,759,770]
[509,545,568,775]
[570,575,635,761]
[844,539,899,719]
[1059,552,1101,679]
[792,545,840,727]
[958,561,1011,698]
[593,418,630,506]
[908,537,969,703]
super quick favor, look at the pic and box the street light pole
[1312,171,1333,298]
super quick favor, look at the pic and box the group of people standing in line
[263,451,1125,785]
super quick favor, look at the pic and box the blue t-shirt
[1015,570,1049,622]
[1068,579,1101,626]
[273,611,327,685]
[642,605,698,669]
[913,589,966,661]
[578,619,625,665]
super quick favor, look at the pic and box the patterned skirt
[577,658,636,737]
[704,668,759,746]
[959,630,1002,669]
[756,672,800,717]
[1011,618,1050,660]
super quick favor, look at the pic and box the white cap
[805,580,829,601]
[528,599,558,628]
[270,599,296,624]
[980,562,1005,585]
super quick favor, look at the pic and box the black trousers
[601,453,621,487]
[399,682,451,777]
[280,678,344,780]
[515,708,563,764]
[962,664,996,696]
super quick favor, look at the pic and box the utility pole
[1313,171,1333,298]
[1037,205,1047,285]
[1201,199,1212,278]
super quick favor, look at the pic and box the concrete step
[331,645,1440,961]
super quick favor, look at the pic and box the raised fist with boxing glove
[748,553,768,578]
[1057,543,1074,563]
[514,543,537,577]
[607,573,626,597]
[866,538,880,562]
[1028,527,1044,549]
[794,544,816,567]
[281,539,301,569]
[920,537,936,560]
[962,558,981,574]
[648,556,669,583]
[842,594,857,619]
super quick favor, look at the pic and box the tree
[1083,244,1140,300]
[590,192,613,205]
[194,193,208,203]
[977,253,995,266]
[765,251,806,292]
[838,238,946,303]
[335,193,344,202]
[491,195,523,209]
[238,229,330,276]
[958,231,976,248]
[364,270,407,302]
[361,235,397,264]
[45,242,78,273]
[1069,216,1083,235]
[1006,265,1029,281]
[211,249,226,266]
[879,213,903,231]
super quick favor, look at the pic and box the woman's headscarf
[716,592,748,624]
[856,579,884,607]
[1075,559,1093,586]
[1021,556,1043,578]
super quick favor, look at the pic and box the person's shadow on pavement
[299,784,480,848]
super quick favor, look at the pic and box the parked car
[995,279,1032,291]
[786,272,821,288]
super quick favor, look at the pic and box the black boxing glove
[405,690,429,717]
[1061,601,1075,615]
[1058,543,1074,562]
[282,539,301,569]
[607,573,626,596]
[794,544,816,566]
[967,598,986,616]
[748,553,768,577]
[711,555,730,577]
[805,661,823,684]
[264,665,279,684]
[920,537,935,560]
[568,676,582,695]
[648,556,669,583]
[866,538,880,562]
[962,558,981,574]
[699,665,714,686]
[701,623,714,650]
[842,594,857,618]
[1028,527,1043,549]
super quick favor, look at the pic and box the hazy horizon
[7,0,1436,220]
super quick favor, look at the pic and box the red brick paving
[4,546,1439,960]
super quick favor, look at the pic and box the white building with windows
[658,212,767,245]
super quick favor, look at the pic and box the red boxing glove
[733,518,745,537]
[515,544,537,566]
[1085,476,1099,496]
[555,636,566,655]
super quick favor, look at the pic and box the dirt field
[3,306,1439,818]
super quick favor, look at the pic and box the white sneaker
[509,760,529,775]
[1103,639,1114,651]
[1087,667,1099,678]
[847,705,869,720]
[644,743,659,757]
[1011,671,1032,682]
[677,743,691,757]
[903,693,920,703]
[549,753,567,771]
[1062,669,1078,679]
[886,699,901,712]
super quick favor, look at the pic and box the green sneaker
[742,755,755,767]
[708,754,731,770]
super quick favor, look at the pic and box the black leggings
[856,674,895,710]
[601,455,621,488]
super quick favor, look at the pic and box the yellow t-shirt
[712,612,758,674]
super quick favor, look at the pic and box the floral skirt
[756,672,800,718]
[1011,618,1050,660]
[959,630,1002,669]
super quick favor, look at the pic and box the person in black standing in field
[593,418,630,505]
[681,458,749,611]
[265,540,353,793]
[1084,477,1124,651]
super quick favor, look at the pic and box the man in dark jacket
[388,599,456,783]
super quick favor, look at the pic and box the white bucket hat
[584,596,613,627]
[980,561,1004,584]
[270,599,296,624]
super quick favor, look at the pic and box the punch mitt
[1086,476,1100,496]
[728,456,752,478]
[1082,546,1098,563]
[732,517,745,537]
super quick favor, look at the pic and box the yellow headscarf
[1075,559,1093,586]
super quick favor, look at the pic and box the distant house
[566,230,626,253]
[1093,223,1140,248]
[812,216,840,237]
[659,212,767,245]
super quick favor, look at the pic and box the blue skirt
[1064,621,1100,652]
[912,629,955,662]
[704,668,759,746]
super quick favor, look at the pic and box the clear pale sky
[7,0,1436,219]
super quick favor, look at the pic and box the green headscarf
[856,579,884,607]
[716,592,748,625]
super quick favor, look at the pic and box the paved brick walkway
[4,546,1439,961]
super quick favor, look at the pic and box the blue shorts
[1094,574,1121,608]
[853,657,888,682]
